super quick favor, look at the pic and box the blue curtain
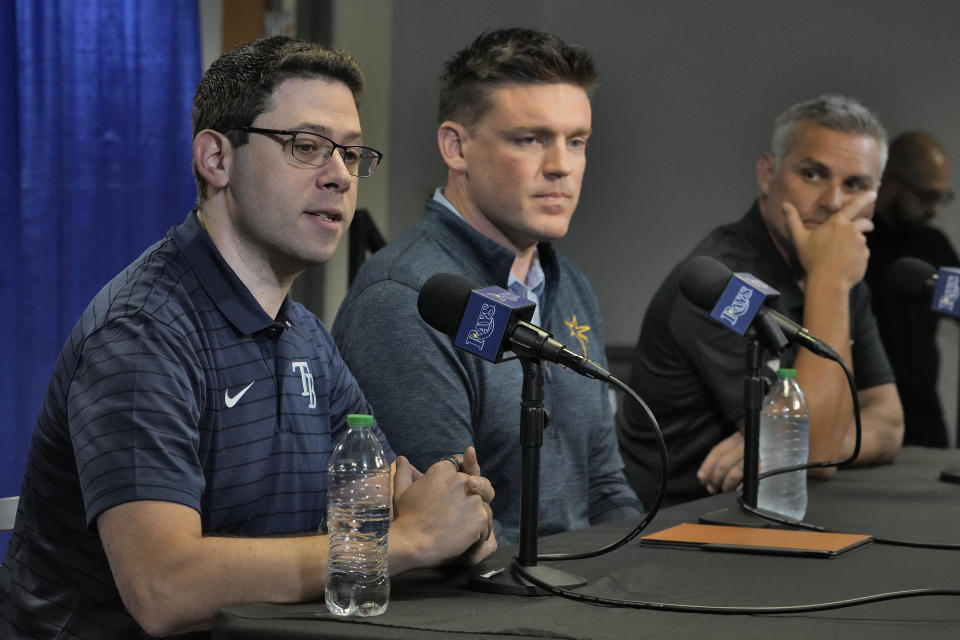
[0,0,201,551]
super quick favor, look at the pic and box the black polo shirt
[618,202,893,507]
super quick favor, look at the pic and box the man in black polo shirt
[1,37,495,638]
[618,94,905,507]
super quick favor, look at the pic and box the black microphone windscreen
[417,273,477,336]
[885,257,937,299]
[678,255,733,312]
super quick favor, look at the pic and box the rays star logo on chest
[564,314,591,356]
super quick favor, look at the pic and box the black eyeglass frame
[228,126,384,178]
[893,172,955,207]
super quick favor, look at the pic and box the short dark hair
[438,28,597,128]
[771,94,888,173]
[192,36,366,202]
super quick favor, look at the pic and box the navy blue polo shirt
[1,211,394,639]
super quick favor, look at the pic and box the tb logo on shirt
[291,361,317,409]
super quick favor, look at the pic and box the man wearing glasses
[1,36,496,639]
[866,131,959,447]
[333,28,642,545]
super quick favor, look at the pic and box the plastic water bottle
[325,414,391,616]
[757,368,809,520]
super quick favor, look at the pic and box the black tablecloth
[213,447,960,639]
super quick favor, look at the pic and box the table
[213,447,960,639]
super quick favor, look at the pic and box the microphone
[885,257,960,319]
[417,273,612,380]
[885,257,938,299]
[678,255,839,360]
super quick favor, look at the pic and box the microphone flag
[709,273,781,336]
[932,267,960,319]
[453,286,536,362]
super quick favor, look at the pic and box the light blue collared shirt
[432,188,546,325]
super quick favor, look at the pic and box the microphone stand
[940,327,960,483]
[700,330,778,527]
[468,357,586,595]
[742,332,763,508]
[517,357,546,567]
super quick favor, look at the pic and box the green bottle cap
[777,368,797,378]
[346,414,373,428]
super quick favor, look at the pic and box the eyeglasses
[229,127,383,178]
[894,173,954,207]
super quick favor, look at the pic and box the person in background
[866,131,959,447]
[618,94,904,507]
[0,36,496,639]
[333,28,642,545]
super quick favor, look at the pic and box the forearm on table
[796,276,855,469]
[99,502,328,637]
[797,279,903,472]
[838,383,904,466]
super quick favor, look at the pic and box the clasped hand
[391,446,497,567]
[698,430,744,495]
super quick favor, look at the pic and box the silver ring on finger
[445,455,464,473]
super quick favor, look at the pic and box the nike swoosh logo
[224,381,255,408]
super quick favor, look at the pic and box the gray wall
[322,0,960,436]
[382,0,960,347]
[375,0,960,436]
[196,0,960,435]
